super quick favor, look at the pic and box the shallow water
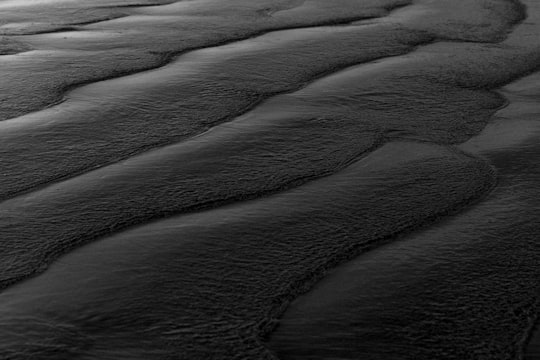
[0,0,539,359]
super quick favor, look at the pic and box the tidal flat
[0,0,539,359]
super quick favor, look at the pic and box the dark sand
[0,0,538,359]
[269,67,540,360]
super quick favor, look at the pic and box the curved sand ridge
[0,142,496,359]
[0,0,538,358]
[269,68,540,360]
[0,33,526,289]
[0,0,528,201]
[0,0,178,34]
[0,0,412,120]
[0,23,427,201]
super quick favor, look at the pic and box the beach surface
[0,0,539,359]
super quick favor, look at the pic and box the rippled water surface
[0,0,539,359]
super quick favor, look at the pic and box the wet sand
[0,0,538,359]
[268,54,540,360]
[0,142,495,359]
